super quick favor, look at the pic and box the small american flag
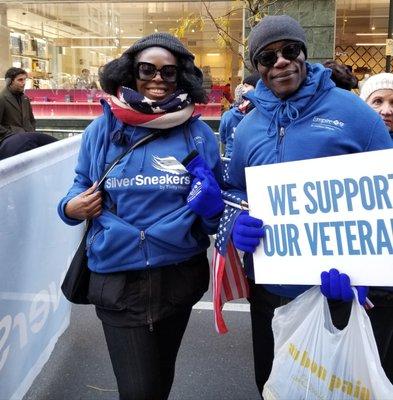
[213,193,249,334]
[221,157,231,182]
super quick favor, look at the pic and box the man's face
[9,74,27,93]
[255,40,307,99]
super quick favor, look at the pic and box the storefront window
[0,1,243,120]
[1,2,243,91]
[335,0,391,82]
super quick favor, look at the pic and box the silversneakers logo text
[104,155,190,189]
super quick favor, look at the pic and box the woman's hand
[183,150,224,218]
[65,182,102,220]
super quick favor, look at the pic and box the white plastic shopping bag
[263,286,393,400]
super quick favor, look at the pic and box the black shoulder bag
[61,131,161,304]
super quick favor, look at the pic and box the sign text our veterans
[245,149,393,286]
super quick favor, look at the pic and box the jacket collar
[244,63,335,138]
[3,87,23,111]
[245,63,334,117]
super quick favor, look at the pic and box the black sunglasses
[255,42,303,68]
[136,62,178,83]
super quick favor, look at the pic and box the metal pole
[386,0,393,72]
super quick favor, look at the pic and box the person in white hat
[360,72,393,137]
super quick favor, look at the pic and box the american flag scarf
[213,192,250,334]
[108,86,194,129]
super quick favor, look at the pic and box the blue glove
[320,268,369,305]
[187,174,224,218]
[232,211,265,253]
[183,151,224,218]
[182,150,211,179]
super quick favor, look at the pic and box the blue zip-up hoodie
[58,101,222,273]
[227,63,393,298]
[219,107,244,157]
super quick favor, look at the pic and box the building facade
[0,0,390,90]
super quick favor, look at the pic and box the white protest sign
[245,149,393,286]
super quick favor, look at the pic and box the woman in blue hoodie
[58,33,223,400]
[226,16,393,394]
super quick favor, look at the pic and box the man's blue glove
[182,151,224,218]
[232,211,265,253]
[320,268,369,305]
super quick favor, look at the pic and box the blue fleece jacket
[227,63,393,298]
[219,107,244,158]
[58,101,222,273]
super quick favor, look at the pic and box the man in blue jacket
[226,15,393,394]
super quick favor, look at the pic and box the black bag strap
[96,130,160,188]
[82,130,161,230]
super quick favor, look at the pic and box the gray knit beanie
[249,15,307,68]
[124,32,194,60]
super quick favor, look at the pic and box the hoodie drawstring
[120,127,137,173]
[139,145,147,172]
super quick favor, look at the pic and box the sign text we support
[245,149,393,286]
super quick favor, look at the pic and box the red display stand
[25,89,222,119]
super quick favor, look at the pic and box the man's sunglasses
[136,62,178,83]
[254,42,303,68]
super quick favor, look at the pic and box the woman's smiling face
[135,47,177,101]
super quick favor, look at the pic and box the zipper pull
[139,230,145,247]
[279,127,285,137]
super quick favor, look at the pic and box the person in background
[201,65,213,96]
[224,15,393,395]
[360,72,393,138]
[219,73,259,158]
[75,68,98,90]
[220,82,233,112]
[323,60,358,91]
[58,33,223,400]
[222,82,233,103]
[359,71,393,381]
[0,67,57,161]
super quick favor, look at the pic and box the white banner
[245,149,393,286]
[0,136,84,399]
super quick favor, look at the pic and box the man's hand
[65,182,102,220]
[320,268,369,305]
[232,211,265,253]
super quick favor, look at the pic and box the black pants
[248,280,393,397]
[102,307,192,400]
[0,132,57,160]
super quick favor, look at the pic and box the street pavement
[23,247,261,400]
